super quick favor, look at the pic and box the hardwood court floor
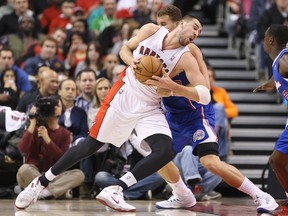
[2,198,287,216]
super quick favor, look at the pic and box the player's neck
[163,32,181,50]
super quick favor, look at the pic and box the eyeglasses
[107,60,118,64]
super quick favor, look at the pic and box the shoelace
[33,185,43,203]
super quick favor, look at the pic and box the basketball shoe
[15,177,45,209]
[254,193,279,213]
[96,185,136,212]
[155,189,196,209]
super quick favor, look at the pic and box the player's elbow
[195,85,211,105]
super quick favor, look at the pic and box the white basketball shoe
[255,193,279,213]
[96,185,136,212]
[15,177,45,209]
[156,190,196,209]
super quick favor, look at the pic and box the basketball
[134,55,163,83]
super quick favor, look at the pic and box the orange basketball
[134,55,163,83]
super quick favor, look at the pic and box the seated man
[16,95,84,199]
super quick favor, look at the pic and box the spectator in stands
[58,79,89,147]
[0,69,19,109]
[87,77,111,128]
[133,0,153,25]
[16,68,58,113]
[64,31,87,77]
[75,69,96,112]
[257,0,288,80]
[39,0,63,33]
[23,37,65,76]
[0,13,46,64]
[49,0,76,34]
[21,28,67,65]
[75,40,103,78]
[97,53,119,83]
[16,96,84,199]
[0,48,31,96]
[68,18,96,44]
[0,0,33,35]
[89,0,117,36]
[74,69,98,198]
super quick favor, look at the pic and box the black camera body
[29,95,60,125]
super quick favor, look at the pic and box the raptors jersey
[123,27,190,105]
[273,48,288,101]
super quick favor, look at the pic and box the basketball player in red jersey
[15,15,210,212]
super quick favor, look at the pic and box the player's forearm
[119,44,134,66]
[171,84,211,105]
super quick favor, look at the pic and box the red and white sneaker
[96,185,136,212]
[15,177,45,209]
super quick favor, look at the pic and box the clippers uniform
[163,72,218,155]
[89,27,190,146]
[272,48,288,154]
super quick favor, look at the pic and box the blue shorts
[167,108,218,155]
[275,126,288,154]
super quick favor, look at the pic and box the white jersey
[123,27,190,105]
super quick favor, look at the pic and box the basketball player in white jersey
[15,15,211,212]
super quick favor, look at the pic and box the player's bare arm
[119,23,160,69]
[188,43,210,89]
[146,52,210,105]
[253,76,275,92]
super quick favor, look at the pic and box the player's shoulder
[140,23,161,34]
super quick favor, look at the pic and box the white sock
[39,188,53,198]
[119,172,137,188]
[45,168,57,181]
[168,178,190,196]
[286,192,288,198]
[237,177,264,200]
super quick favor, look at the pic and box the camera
[29,95,60,125]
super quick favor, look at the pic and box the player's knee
[200,156,221,173]
[145,134,175,161]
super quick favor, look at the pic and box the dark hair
[0,47,14,57]
[58,78,76,90]
[75,68,97,80]
[1,68,17,86]
[268,24,288,49]
[40,36,58,50]
[157,4,182,22]
[182,15,203,27]
[85,40,103,69]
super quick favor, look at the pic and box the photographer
[16,95,84,199]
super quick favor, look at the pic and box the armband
[195,85,210,105]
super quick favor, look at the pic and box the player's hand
[253,82,274,92]
[129,58,140,71]
[145,70,174,89]
[38,126,51,144]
